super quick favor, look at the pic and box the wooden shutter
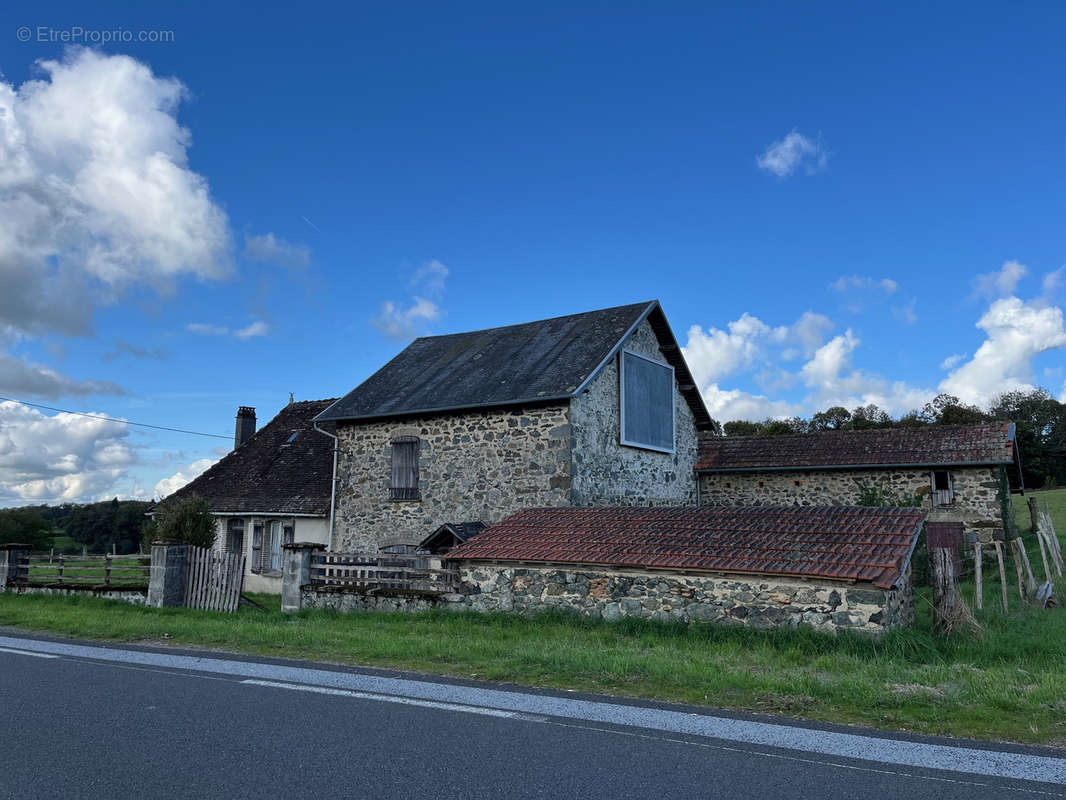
[390,437,421,500]
[250,523,263,573]
[620,351,674,452]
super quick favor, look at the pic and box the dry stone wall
[448,564,912,635]
[569,318,699,506]
[333,404,572,551]
[699,466,1006,542]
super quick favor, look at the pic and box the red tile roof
[446,506,925,589]
[696,422,1015,472]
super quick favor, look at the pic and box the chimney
[234,406,256,450]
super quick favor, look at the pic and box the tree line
[721,388,1066,491]
[0,498,152,553]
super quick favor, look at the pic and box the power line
[0,396,231,440]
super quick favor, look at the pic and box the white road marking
[0,645,59,659]
[241,679,545,721]
[1,634,1063,786]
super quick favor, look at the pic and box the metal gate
[184,546,245,613]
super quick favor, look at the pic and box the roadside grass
[0,491,1064,746]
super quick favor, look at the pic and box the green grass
[1,493,1064,746]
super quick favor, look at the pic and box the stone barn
[444,505,924,635]
[696,423,1022,544]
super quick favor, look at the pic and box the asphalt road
[0,633,1062,799]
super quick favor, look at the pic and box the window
[390,436,421,501]
[283,523,294,547]
[931,470,954,507]
[267,520,282,571]
[250,521,264,573]
[225,518,245,555]
[619,349,674,453]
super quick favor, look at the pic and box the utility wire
[0,396,231,440]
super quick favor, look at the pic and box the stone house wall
[5,585,147,605]
[699,465,1007,542]
[569,318,699,506]
[332,404,572,551]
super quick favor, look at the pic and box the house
[315,300,717,553]
[162,399,336,593]
[441,505,925,635]
[695,422,1022,543]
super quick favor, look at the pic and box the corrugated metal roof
[316,301,715,430]
[446,506,926,589]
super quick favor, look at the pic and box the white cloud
[186,320,269,340]
[939,296,1066,406]
[233,321,270,340]
[940,353,966,370]
[830,275,898,294]
[1042,266,1066,296]
[373,260,449,341]
[153,456,215,499]
[974,260,1027,299]
[0,400,137,504]
[0,351,124,398]
[371,298,441,341]
[756,131,828,177]
[0,49,231,337]
[700,383,798,423]
[244,232,310,270]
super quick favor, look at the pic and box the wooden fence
[20,553,150,587]
[184,547,245,613]
[310,552,457,592]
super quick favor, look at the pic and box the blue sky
[1,2,1065,504]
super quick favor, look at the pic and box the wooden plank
[973,543,983,611]
[993,541,1009,613]
[1035,528,1051,582]
[1009,540,1027,603]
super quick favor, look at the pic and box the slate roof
[695,422,1016,472]
[161,399,337,515]
[419,521,488,553]
[316,300,715,431]
[446,506,924,589]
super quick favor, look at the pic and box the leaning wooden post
[973,542,983,610]
[993,540,1009,613]
[1010,540,1027,603]
[1028,496,1040,534]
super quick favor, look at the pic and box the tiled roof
[316,300,715,431]
[161,399,337,515]
[446,506,925,589]
[696,422,1015,472]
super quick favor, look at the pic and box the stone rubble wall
[300,588,443,614]
[699,465,1006,542]
[332,404,573,552]
[449,564,912,635]
[569,318,699,506]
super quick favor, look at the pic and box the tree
[146,496,217,549]
[849,404,892,430]
[988,388,1066,490]
[810,406,851,431]
[0,508,54,550]
[722,420,762,437]
[919,393,987,426]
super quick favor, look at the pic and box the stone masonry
[569,318,699,506]
[332,317,703,552]
[333,403,573,551]
[699,465,1007,543]
[295,563,913,636]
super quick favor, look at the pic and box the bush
[146,496,217,549]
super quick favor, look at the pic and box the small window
[390,436,421,501]
[931,470,954,507]
[225,518,245,555]
[267,520,282,571]
[620,350,675,453]
[250,522,264,574]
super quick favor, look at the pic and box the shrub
[145,495,216,549]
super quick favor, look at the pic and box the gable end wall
[569,318,699,506]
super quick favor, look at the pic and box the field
[0,491,1064,746]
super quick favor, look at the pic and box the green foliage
[0,508,54,550]
[853,481,924,509]
[146,495,217,548]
